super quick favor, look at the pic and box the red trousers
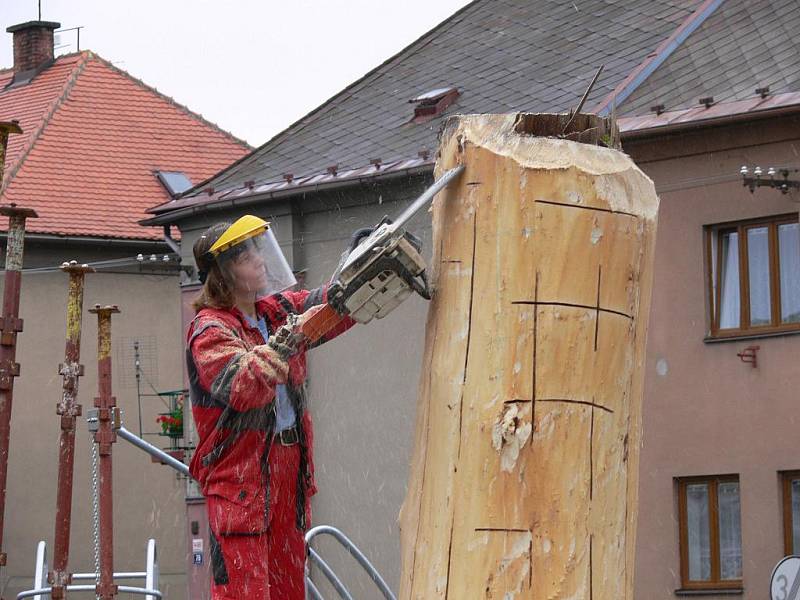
[209,443,306,600]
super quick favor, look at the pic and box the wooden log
[399,113,658,600]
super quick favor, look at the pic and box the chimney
[6,21,61,74]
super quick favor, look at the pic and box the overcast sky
[1,0,472,146]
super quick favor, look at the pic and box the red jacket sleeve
[189,317,288,412]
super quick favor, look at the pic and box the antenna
[38,0,41,21]
[54,26,84,52]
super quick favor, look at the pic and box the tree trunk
[399,113,658,600]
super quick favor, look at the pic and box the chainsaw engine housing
[328,231,429,324]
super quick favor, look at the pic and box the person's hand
[268,313,304,359]
[252,344,289,384]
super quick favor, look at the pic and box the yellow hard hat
[209,215,270,256]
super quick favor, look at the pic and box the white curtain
[780,223,800,323]
[792,479,800,553]
[718,482,742,580]
[747,227,771,326]
[719,232,740,329]
[687,484,711,581]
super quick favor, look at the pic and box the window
[782,471,800,555]
[678,476,742,590]
[706,214,800,338]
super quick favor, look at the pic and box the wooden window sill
[704,327,800,343]
[675,588,743,596]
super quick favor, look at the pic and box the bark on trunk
[399,113,658,600]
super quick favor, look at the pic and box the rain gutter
[620,103,800,140]
[139,162,434,226]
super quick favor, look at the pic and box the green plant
[157,395,184,437]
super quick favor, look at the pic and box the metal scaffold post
[0,203,37,573]
[49,262,93,599]
[0,117,36,584]
[89,304,121,600]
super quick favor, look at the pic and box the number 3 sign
[772,556,800,600]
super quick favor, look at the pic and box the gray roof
[184,0,698,195]
[621,0,800,114]
[159,0,800,215]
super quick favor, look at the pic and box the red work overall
[187,288,353,600]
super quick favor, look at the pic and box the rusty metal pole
[0,204,37,577]
[90,304,120,600]
[49,262,93,600]
[0,115,34,585]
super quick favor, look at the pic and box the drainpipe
[162,225,180,255]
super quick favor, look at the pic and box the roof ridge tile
[593,0,721,113]
[182,0,486,194]
[1,49,248,239]
[0,50,92,195]
[87,53,251,151]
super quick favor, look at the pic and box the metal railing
[16,586,162,599]
[17,539,160,599]
[304,525,396,600]
[116,426,190,477]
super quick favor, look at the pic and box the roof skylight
[409,86,460,123]
[155,171,193,197]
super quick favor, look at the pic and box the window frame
[782,471,800,556]
[705,213,800,339]
[677,475,743,591]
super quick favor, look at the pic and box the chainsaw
[297,165,465,344]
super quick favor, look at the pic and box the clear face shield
[215,228,296,300]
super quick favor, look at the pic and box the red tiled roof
[0,51,250,240]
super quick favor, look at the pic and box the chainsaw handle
[346,215,397,254]
[347,227,375,253]
[330,226,376,285]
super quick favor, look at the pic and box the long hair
[192,222,233,313]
